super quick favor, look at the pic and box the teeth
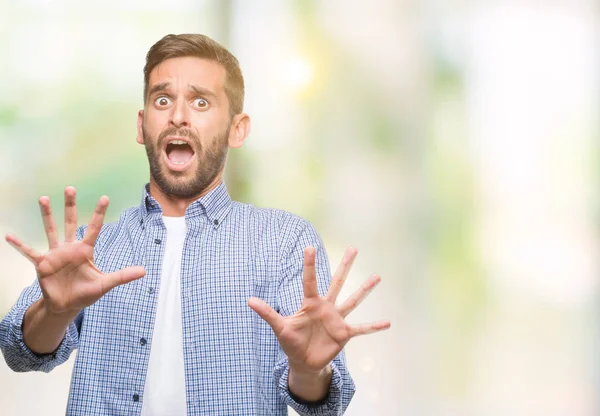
[169,140,187,145]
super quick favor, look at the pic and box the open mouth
[164,138,195,171]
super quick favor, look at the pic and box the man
[0,34,390,415]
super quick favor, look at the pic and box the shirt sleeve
[0,226,86,373]
[275,216,356,415]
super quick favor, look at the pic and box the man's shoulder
[230,201,316,236]
[75,205,141,239]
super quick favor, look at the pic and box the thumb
[248,297,284,334]
[104,266,146,292]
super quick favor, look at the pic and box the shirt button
[148,287,154,294]
[154,238,162,244]
[133,393,139,402]
[213,219,219,225]
[140,338,147,346]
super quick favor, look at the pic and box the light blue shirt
[0,182,355,415]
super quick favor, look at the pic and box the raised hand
[5,186,145,317]
[248,246,390,376]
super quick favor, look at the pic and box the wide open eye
[193,98,208,109]
[154,96,172,107]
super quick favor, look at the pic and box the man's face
[138,56,232,199]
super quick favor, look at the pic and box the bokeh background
[1,0,598,415]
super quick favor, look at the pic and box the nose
[169,99,190,128]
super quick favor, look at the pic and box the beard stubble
[143,123,230,199]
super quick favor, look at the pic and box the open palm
[5,187,145,317]
[248,246,390,374]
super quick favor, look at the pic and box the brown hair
[143,34,244,116]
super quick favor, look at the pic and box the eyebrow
[189,85,218,100]
[147,82,218,101]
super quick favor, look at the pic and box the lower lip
[163,151,195,172]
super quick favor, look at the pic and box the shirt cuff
[275,358,344,416]
[7,303,77,372]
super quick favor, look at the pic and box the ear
[228,113,251,149]
[136,110,145,145]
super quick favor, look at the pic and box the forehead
[148,56,227,94]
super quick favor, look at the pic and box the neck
[148,173,224,217]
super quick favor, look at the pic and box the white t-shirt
[141,216,187,416]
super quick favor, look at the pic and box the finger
[102,266,146,294]
[64,186,78,243]
[248,297,284,334]
[39,196,59,249]
[338,274,382,317]
[5,233,43,264]
[349,320,391,338]
[82,196,109,246]
[325,246,358,303]
[302,246,319,299]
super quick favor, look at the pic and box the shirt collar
[139,181,233,226]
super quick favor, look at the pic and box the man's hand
[248,246,390,400]
[6,186,146,318]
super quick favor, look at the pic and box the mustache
[158,127,200,146]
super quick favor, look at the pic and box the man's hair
[143,34,244,117]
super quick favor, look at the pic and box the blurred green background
[0,1,598,415]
